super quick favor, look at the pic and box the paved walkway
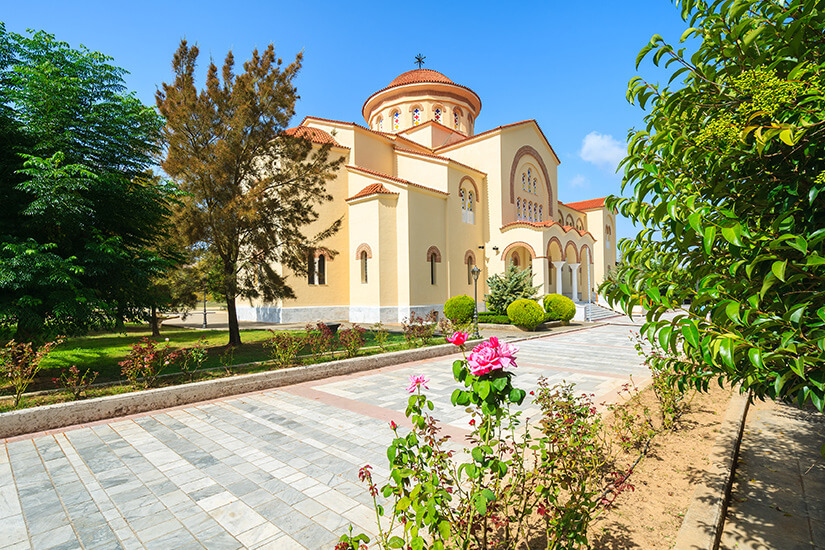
[0,322,648,550]
[720,399,825,550]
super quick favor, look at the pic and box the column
[568,263,580,301]
[552,261,566,295]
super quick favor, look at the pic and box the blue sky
[3,0,694,243]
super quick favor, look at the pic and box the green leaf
[477,380,491,399]
[704,226,716,255]
[388,536,405,548]
[725,301,741,324]
[396,496,411,511]
[720,338,735,370]
[721,224,743,246]
[748,348,764,370]
[681,320,700,348]
[790,358,805,379]
[771,260,788,282]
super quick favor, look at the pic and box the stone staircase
[580,302,624,321]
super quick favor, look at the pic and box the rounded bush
[506,299,546,331]
[543,293,576,323]
[443,295,476,323]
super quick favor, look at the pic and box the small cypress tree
[484,264,541,314]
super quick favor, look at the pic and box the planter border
[0,340,480,440]
[673,389,751,550]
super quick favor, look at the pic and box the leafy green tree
[156,40,344,346]
[0,25,173,340]
[601,0,825,410]
[485,264,541,314]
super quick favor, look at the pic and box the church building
[237,68,617,324]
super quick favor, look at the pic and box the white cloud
[569,174,589,188]
[579,131,625,171]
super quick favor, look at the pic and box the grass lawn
[1,324,424,404]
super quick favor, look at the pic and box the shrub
[119,338,180,388]
[506,299,546,331]
[477,312,511,324]
[443,295,475,323]
[305,322,335,359]
[54,365,98,400]
[544,293,576,323]
[178,338,208,381]
[370,322,389,351]
[402,310,439,347]
[263,330,304,368]
[339,325,366,358]
[485,264,541,314]
[1,338,62,407]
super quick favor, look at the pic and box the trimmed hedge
[543,293,576,323]
[477,312,511,324]
[506,299,546,331]
[443,295,476,323]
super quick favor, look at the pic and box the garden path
[0,320,647,550]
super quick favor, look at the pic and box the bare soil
[589,383,733,549]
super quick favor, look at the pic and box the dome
[387,69,455,88]
[362,68,482,137]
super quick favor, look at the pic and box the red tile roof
[283,125,343,147]
[389,69,454,87]
[345,183,399,202]
[346,165,449,196]
[563,197,606,211]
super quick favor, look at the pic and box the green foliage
[338,325,367,358]
[157,40,344,346]
[484,264,541,314]
[443,295,476,323]
[54,365,98,400]
[1,338,61,407]
[543,293,577,323]
[477,312,511,325]
[602,0,825,410]
[506,299,546,330]
[0,25,175,340]
[263,330,304,368]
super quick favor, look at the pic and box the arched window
[532,177,537,194]
[576,219,584,231]
[430,255,437,285]
[392,111,400,131]
[517,198,522,220]
[413,107,421,126]
[467,257,475,285]
[606,225,612,246]
[427,246,441,285]
[467,192,474,211]
[566,215,574,226]
[528,202,533,222]
[376,116,383,132]
[307,251,327,285]
[360,250,368,284]
[522,173,526,191]
[459,188,466,210]
[454,108,462,130]
[512,252,520,267]
[559,215,564,224]
[527,169,531,191]
[434,106,442,123]
[538,205,543,222]
[307,253,315,285]
[468,114,473,131]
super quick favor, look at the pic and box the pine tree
[156,40,343,346]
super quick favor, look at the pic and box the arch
[376,116,383,132]
[579,243,595,264]
[546,236,564,261]
[501,241,537,262]
[509,145,554,218]
[354,242,373,260]
[392,110,400,131]
[453,107,462,130]
[313,248,333,260]
[605,224,613,246]
[575,218,584,231]
[564,241,580,263]
[426,245,442,263]
[464,249,476,265]
[459,176,479,202]
[565,214,574,227]
[360,250,368,284]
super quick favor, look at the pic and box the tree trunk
[226,293,242,346]
[114,301,126,331]
[150,304,161,337]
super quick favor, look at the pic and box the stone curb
[673,389,751,550]
[0,340,481,440]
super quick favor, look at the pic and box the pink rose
[467,336,519,376]
[446,331,468,346]
[390,420,397,430]
[407,374,430,393]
